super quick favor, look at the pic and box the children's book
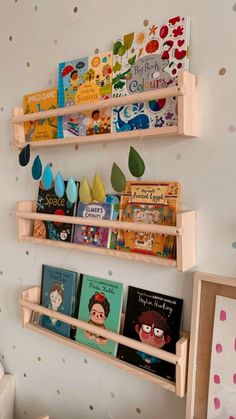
[112,16,190,132]
[117,286,183,381]
[40,265,81,338]
[33,181,79,242]
[75,275,123,356]
[73,202,113,248]
[117,181,180,258]
[58,52,112,138]
[23,88,58,141]
[105,194,120,249]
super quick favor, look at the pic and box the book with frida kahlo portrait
[112,15,190,132]
[117,181,180,259]
[23,88,58,141]
[40,265,81,338]
[33,181,80,242]
[75,275,123,356]
[117,286,183,381]
[58,51,112,138]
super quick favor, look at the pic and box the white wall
[0,0,236,418]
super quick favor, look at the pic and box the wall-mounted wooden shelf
[12,71,198,149]
[20,286,189,397]
[15,200,196,272]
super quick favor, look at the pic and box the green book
[75,275,123,356]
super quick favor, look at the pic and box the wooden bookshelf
[12,71,198,149]
[15,200,196,272]
[20,286,189,397]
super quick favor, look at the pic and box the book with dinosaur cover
[73,202,113,248]
[117,181,180,259]
[40,265,81,338]
[58,51,112,138]
[75,275,123,356]
[33,181,79,242]
[117,286,183,381]
[23,88,58,141]
[112,16,190,132]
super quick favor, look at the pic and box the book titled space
[41,265,81,338]
[117,286,183,381]
[33,181,79,242]
[75,275,123,356]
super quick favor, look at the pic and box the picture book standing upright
[75,275,123,356]
[40,265,81,338]
[33,180,79,242]
[23,88,58,141]
[112,15,190,132]
[117,286,183,381]
[58,51,112,138]
[73,201,113,248]
[117,181,181,259]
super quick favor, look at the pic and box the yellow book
[23,88,58,141]
[117,181,181,258]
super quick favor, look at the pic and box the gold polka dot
[94,48,99,54]
[219,67,226,76]
[143,19,149,26]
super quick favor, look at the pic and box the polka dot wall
[0,0,236,418]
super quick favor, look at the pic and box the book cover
[75,275,123,356]
[33,180,80,242]
[117,181,180,258]
[73,202,113,248]
[117,286,183,381]
[58,51,112,138]
[23,88,58,141]
[41,265,80,338]
[105,194,120,249]
[112,16,190,132]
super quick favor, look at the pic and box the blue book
[73,202,113,248]
[75,275,123,356]
[41,265,80,338]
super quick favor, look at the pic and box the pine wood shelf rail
[12,71,198,149]
[15,201,196,272]
[20,286,189,397]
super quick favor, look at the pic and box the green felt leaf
[123,32,134,50]
[128,146,145,178]
[113,41,123,55]
[111,163,126,192]
[128,54,136,66]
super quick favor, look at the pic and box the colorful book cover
[41,265,80,338]
[112,16,190,131]
[58,52,112,138]
[117,181,180,258]
[106,194,120,249]
[73,202,113,248]
[117,286,183,381]
[75,275,123,356]
[23,88,58,141]
[33,181,80,242]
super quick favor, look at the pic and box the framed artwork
[186,272,236,419]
